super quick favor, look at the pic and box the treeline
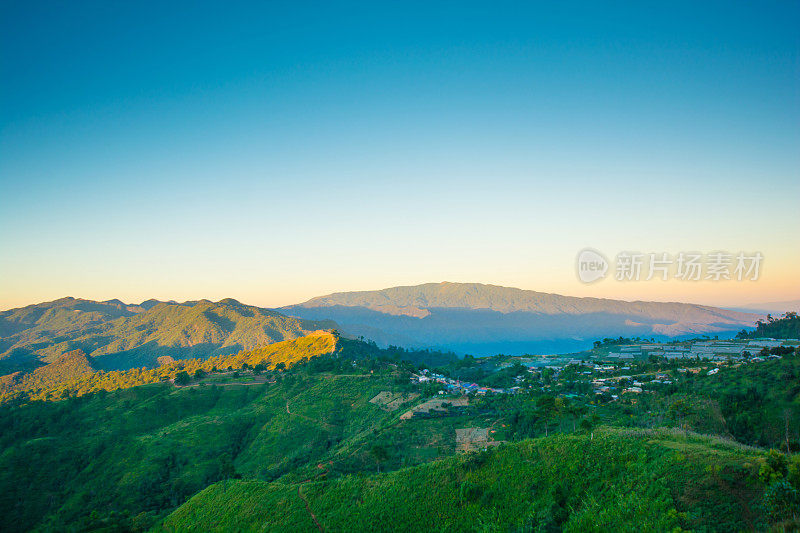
[341,336,459,367]
[737,312,800,339]
[593,336,656,348]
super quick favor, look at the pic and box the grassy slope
[158,428,767,532]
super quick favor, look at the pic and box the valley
[0,313,798,531]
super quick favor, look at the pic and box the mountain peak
[139,299,163,310]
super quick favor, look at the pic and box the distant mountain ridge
[726,299,800,315]
[0,297,335,373]
[0,284,765,369]
[282,282,763,355]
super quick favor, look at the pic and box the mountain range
[282,282,762,355]
[0,297,334,374]
[0,283,763,372]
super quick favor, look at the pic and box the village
[408,337,799,403]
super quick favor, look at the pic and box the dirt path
[297,486,324,532]
[173,381,268,389]
[172,375,271,388]
[321,374,373,378]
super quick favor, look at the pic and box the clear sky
[1,1,799,311]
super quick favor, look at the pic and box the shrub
[763,479,800,522]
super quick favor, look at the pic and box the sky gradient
[2,1,799,310]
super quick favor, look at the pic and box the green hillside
[737,312,800,340]
[0,337,461,532]
[1,336,798,532]
[158,429,779,532]
[0,297,335,373]
[0,332,337,403]
[0,349,376,531]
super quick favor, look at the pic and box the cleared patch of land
[400,396,468,420]
[368,391,420,411]
[455,427,503,452]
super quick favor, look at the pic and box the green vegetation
[500,351,800,452]
[0,332,337,403]
[592,336,656,348]
[737,312,800,340]
[1,314,798,532]
[0,336,466,532]
[0,358,377,529]
[159,429,794,532]
[0,297,335,373]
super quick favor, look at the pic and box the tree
[669,399,691,430]
[760,450,789,484]
[370,444,389,473]
[217,453,238,480]
[174,371,191,386]
[537,396,557,437]
[566,403,587,432]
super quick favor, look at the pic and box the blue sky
[1,1,798,309]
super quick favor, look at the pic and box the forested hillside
[737,312,800,340]
[159,429,789,532]
[0,297,335,373]
[1,334,798,531]
[0,332,337,403]
[0,340,447,531]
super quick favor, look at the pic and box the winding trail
[297,486,324,532]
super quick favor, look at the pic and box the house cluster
[410,369,520,395]
[590,370,676,399]
[406,338,796,402]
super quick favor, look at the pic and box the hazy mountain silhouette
[726,299,800,315]
[282,282,762,355]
